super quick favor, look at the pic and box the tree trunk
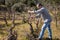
[4,11,8,26]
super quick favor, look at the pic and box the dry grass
[0,20,60,40]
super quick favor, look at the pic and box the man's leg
[47,23,52,39]
[38,22,48,39]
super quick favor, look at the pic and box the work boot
[46,38,52,40]
[39,38,42,40]
[49,38,52,40]
[35,38,42,40]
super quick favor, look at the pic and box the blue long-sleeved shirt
[34,7,52,21]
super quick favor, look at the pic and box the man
[28,3,52,40]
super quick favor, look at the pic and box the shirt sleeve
[35,7,44,18]
[34,7,44,14]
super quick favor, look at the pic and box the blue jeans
[38,19,52,39]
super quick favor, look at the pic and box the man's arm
[28,7,44,14]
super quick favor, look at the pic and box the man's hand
[28,10,34,13]
[28,10,31,13]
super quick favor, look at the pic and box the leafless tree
[0,5,8,26]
